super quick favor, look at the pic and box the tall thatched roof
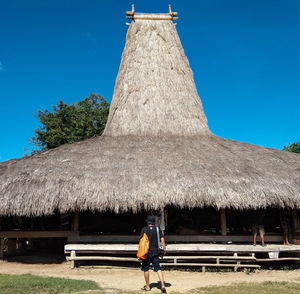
[0,10,300,216]
[104,13,210,137]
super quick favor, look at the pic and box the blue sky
[0,0,299,161]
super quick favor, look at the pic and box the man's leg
[141,257,151,290]
[260,234,265,246]
[283,229,290,245]
[153,255,166,292]
[253,233,257,245]
[157,270,165,288]
[144,271,150,290]
[259,226,266,246]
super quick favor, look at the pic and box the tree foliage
[283,142,300,154]
[32,93,110,151]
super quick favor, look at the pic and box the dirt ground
[1,258,300,293]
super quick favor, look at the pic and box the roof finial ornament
[169,4,178,17]
[126,4,135,25]
[169,4,178,25]
[126,5,178,22]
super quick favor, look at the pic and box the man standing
[154,207,168,236]
[140,215,167,293]
[280,209,292,245]
[251,209,266,246]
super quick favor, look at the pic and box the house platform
[64,243,300,270]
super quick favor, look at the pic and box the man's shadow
[149,281,172,290]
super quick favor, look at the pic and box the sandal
[161,287,167,293]
[141,286,151,291]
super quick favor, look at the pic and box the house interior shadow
[5,253,65,264]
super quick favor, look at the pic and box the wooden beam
[153,255,256,261]
[0,216,3,259]
[0,238,4,260]
[0,217,3,260]
[73,211,79,231]
[292,209,300,244]
[70,250,76,269]
[68,234,283,243]
[67,256,139,262]
[168,4,178,16]
[126,15,176,21]
[126,4,135,16]
[292,209,298,232]
[220,208,227,236]
[159,263,260,268]
[257,257,300,262]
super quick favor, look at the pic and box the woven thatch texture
[104,18,211,136]
[0,135,300,216]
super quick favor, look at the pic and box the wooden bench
[160,255,259,272]
[64,244,260,271]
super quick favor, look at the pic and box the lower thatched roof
[1,134,300,216]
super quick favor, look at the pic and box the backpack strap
[156,226,161,248]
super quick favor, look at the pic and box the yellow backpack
[137,233,149,259]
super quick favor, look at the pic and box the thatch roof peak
[125,4,178,21]
[103,9,211,137]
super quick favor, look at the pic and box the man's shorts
[252,225,265,236]
[280,218,290,231]
[141,252,161,272]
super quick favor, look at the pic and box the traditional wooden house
[1,7,300,257]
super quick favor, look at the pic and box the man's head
[146,215,155,225]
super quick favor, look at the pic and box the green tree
[283,142,300,154]
[31,93,110,151]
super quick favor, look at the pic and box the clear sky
[0,0,299,162]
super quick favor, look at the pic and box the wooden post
[220,208,227,236]
[292,209,299,244]
[70,250,76,269]
[292,209,298,231]
[73,211,79,232]
[0,239,4,260]
[0,216,3,259]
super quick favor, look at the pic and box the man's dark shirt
[139,225,163,255]
[249,209,265,226]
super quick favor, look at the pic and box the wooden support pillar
[70,250,76,269]
[0,216,3,259]
[292,209,298,231]
[292,209,299,244]
[73,211,79,232]
[220,208,227,236]
[0,239,4,260]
